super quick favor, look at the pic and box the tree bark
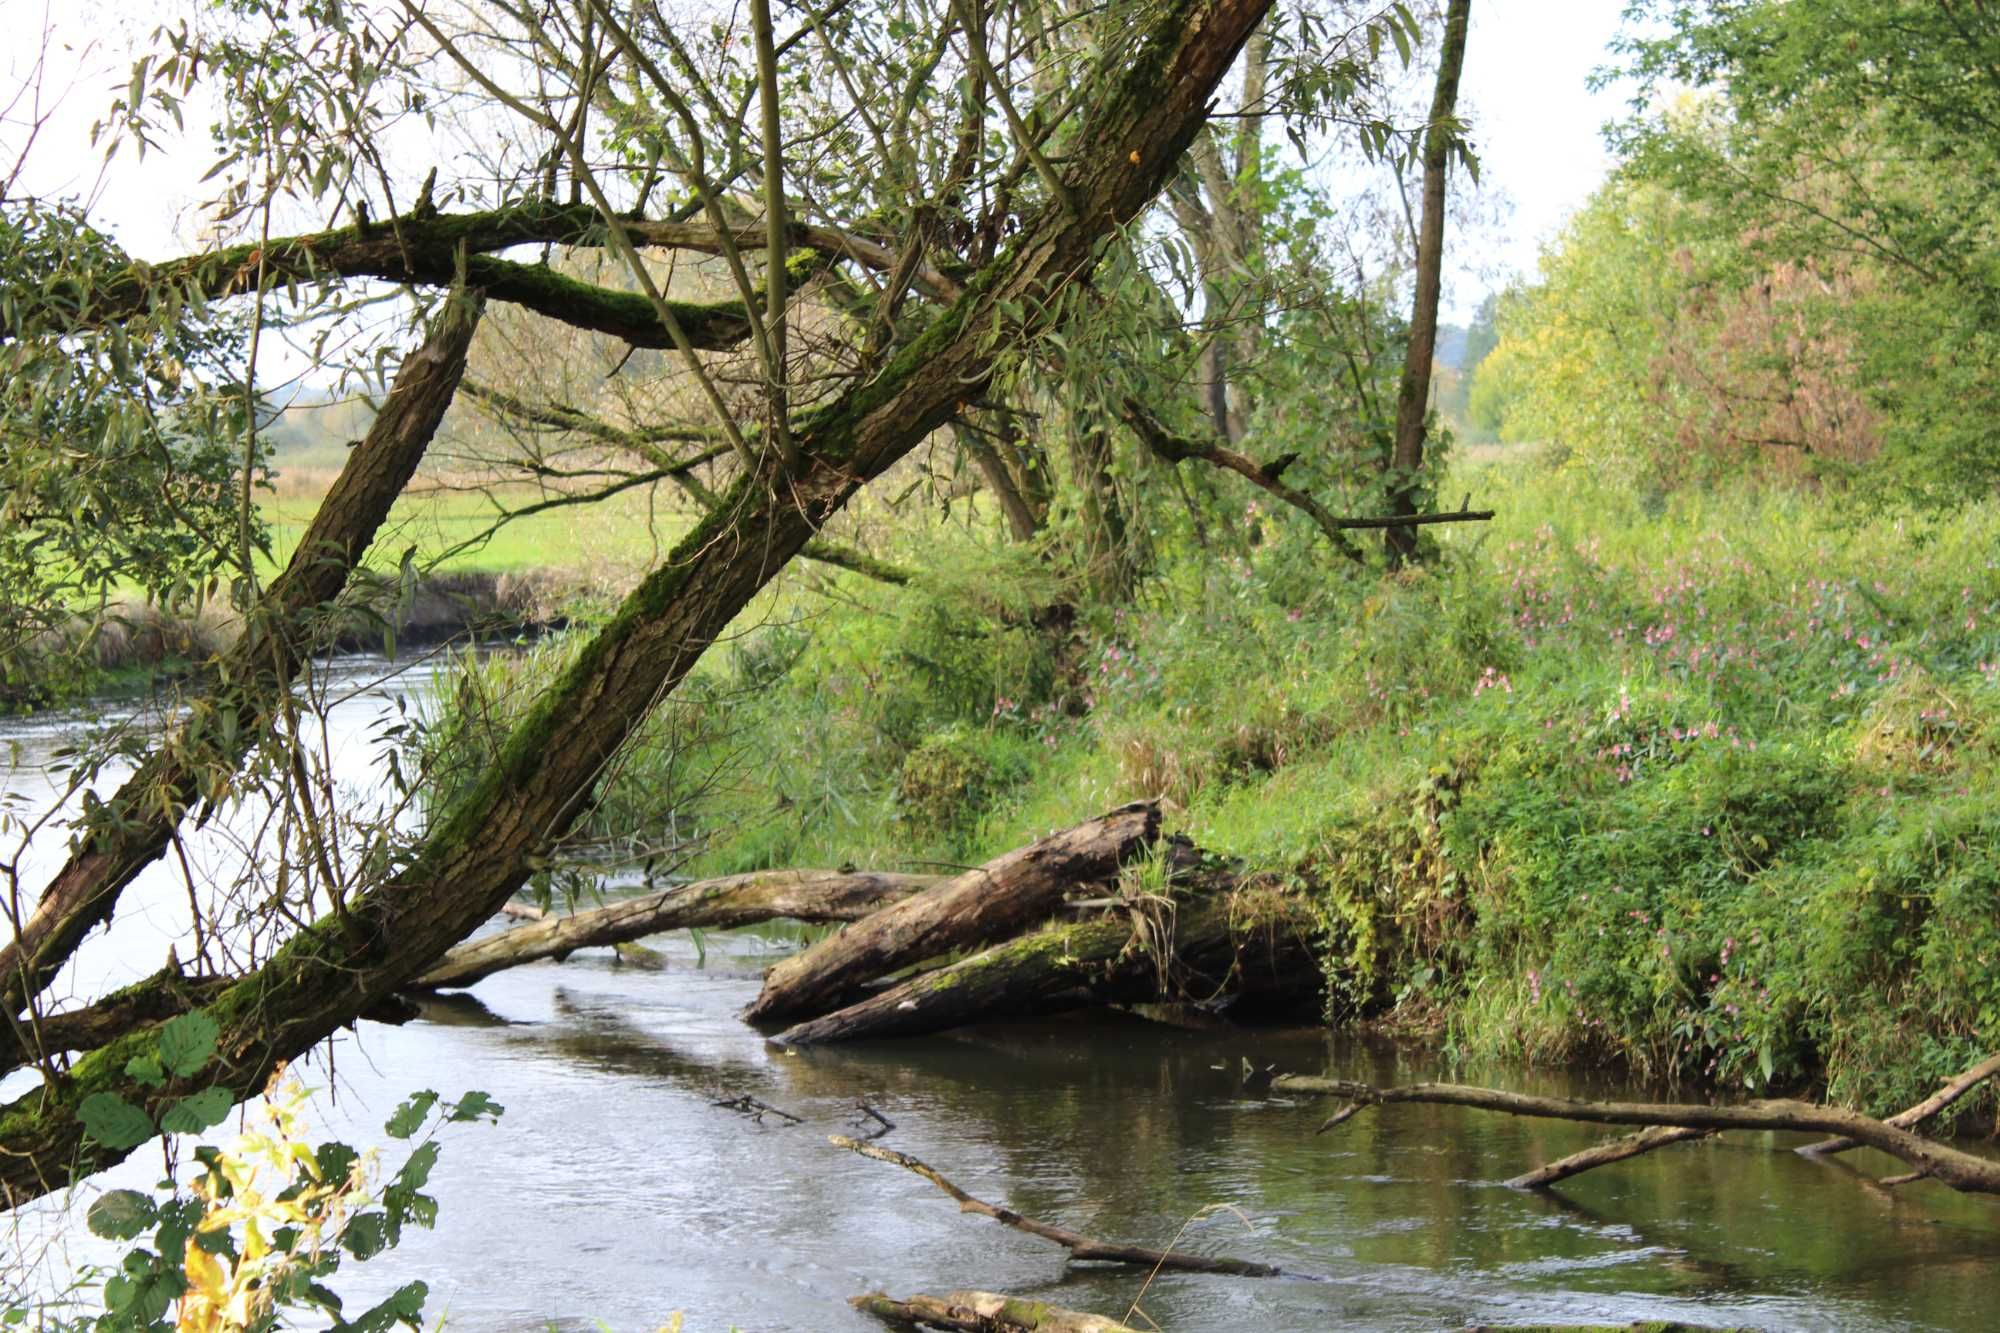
[770,887,1318,1046]
[1384,0,1472,564]
[415,870,938,990]
[17,205,961,349]
[0,0,1275,1207]
[746,803,1160,1024]
[0,292,483,1025]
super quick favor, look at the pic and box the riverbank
[443,454,2000,1124]
[0,569,607,714]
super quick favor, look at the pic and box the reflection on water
[4,671,1998,1331]
[295,931,1997,1333]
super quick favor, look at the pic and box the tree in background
[1599,0,2000,499]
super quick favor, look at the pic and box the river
[3,660,1996,1330]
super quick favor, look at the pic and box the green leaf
[159,1086,233,1135]
[334,1280,429,1333]
[156,1011,219,1077]
[78,1092,155,1150]
[447,1090,502,1123]
[392,1141,439,1193]
[317,1140,361,1184]
[86,1189,157,1241]
[341,1211,389,1260]
[384,1090,437,1139]
[124,1054,167,1089]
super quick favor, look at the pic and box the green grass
[261,484,687,577]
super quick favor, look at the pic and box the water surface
[3,664,1995,1330]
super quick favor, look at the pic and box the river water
[3,661,1996,1330]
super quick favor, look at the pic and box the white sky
[3,0,1637,321]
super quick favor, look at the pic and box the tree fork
[770,886,1319,1046]
[746,803,1161,1024]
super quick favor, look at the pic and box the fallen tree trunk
[851,1290,1140,1332]
[746,804,1160,1024]
[416,870,938,990]
[832,1135,1280,1277]
[773,886,1318,1046]
[1282,1077,2000,1197]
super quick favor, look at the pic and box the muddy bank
[1,570,593,711]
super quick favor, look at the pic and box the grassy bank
[437,449,2000,1122]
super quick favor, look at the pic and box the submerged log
[746,803,1161,1024]
[1283,1077,2000,1197]
[832,1135,1280,1277]
[773,887,1317,1046]
[415,870,937,990]
[851,1290,1141,1332]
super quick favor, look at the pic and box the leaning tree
[0,0,1442,1203]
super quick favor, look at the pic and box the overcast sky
[3,0,1637,321]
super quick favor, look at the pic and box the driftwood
[851,1290,1140,1332]
[1493,1050,2000,1188]
[414,869,937,990]
[490,899,667,969]
[1506,1125,1711,1190]
[773,889,1317,1046]
[746,804,1161,1024]
[831,1135,1279,1277]
[1278,1076,2000,1197]
[1796,1052,2000,1157]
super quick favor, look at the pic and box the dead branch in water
[414,869,938,990]
[851,1290,1140,1332]
[1491,1050,2000,1189]
[1506,1125,1712,1190]
[1796,1052,2000,1157]
[829,1135,1280,1277]
[1275,1075,2000,1197]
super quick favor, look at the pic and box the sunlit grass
[259,483,687,577]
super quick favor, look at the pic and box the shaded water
[4,665,1997,1330]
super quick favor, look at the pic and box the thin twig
[829,1135,1280,1276]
